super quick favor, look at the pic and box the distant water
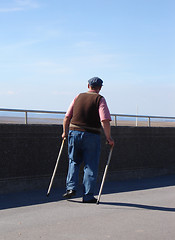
[0,111,66,121]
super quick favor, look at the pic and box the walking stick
[97,146,113,204]
[47,138,66,196]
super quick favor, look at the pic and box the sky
[0,0,175,117]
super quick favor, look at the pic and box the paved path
[1,175,175,240]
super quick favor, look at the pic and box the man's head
[88,77,103,92]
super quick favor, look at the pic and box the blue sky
[0,0,175,116]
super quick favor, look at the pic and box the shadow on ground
[99,201,175,212]
[67,198,175,212]
[0,175,175,211]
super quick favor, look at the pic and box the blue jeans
[66,130,101,201]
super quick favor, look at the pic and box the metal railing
[0,108,175,127]
[110,113,175,127]
[0,108,66,125]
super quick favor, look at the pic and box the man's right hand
[106,137,115,147]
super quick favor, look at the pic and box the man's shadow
[98,201,175,212]
[68,199,175,212]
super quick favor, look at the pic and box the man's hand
[106,137,115,147]
[62,132,67,139]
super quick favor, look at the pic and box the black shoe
[63,190,76,199]
[83,197,97,203]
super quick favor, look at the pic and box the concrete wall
[0,124,175,194]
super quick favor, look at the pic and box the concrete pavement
[1,175,175,240]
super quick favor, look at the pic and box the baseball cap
[88,77,103,87]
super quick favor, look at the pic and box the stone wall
[0,124,175,193]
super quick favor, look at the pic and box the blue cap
[88,77,103,87]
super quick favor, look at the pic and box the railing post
[148,117,151,127]
[114,115,117,126]
[25,111,28,124]
[136,116,138,126]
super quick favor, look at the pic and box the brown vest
[69,92,103,134]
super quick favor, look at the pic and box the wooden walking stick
[97,146,113,204]
[47,138,66,196]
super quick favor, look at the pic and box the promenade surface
[1,175,175,240]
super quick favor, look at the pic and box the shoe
[63,190,76,199]
[83,197,97,203]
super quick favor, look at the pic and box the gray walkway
[1,175,175,240]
